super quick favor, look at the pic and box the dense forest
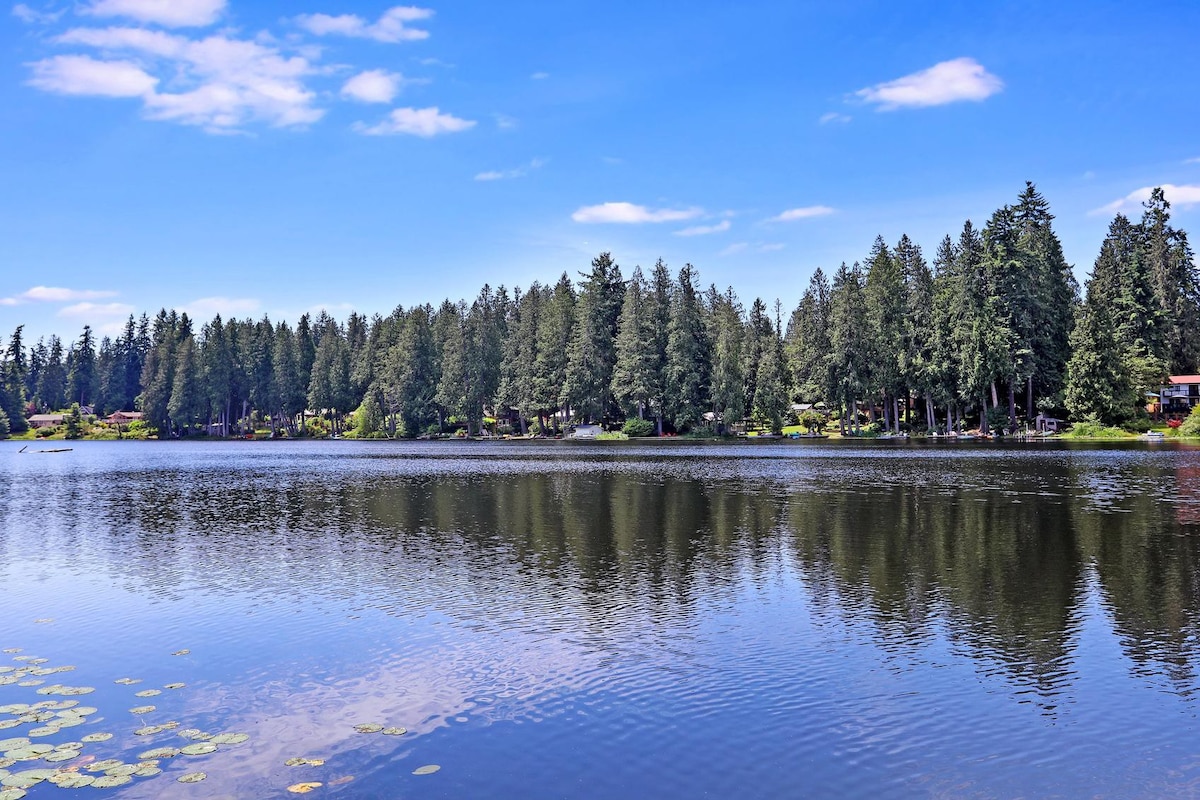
[1,183,1197,439]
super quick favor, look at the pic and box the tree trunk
[990,381,999,409]
[1026,375,1034,420]
[980,395,989,435]
[1007,382,1017,434]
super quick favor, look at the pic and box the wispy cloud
[341,69,405,104]
[768,206,835,222]
[474,158,546,181]
[530,71,549,80]
[179,296,262,319]
[719,242,784,257]
[572,202,703,224]
[1186,157,1200,165]
[819,111,851,125]
[356,106,475,137]
[12,3,64,24]
[295,6,432,43]
[1092,183,1200,216]
[675,219,731,236]
[83,0,226,28]
[0,286,120,305]
[493,113,518,130]
[857,57,1003,110]
[40,26,324,131]
[58,301,136,318]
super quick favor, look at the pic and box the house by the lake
[105,411,144,425]
[28,413,65,429]
[1160,375,1200,417]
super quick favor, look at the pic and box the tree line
[1,183,1197,439]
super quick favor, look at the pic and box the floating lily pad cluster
[0,646,251,797]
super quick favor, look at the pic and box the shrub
[985,406,1011,435]
[1065,414,1130,439]
[622,418,655,437]
[1180,406,1200,438]
[0,409,8,439]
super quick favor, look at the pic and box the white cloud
[857,57,1003,110]
[474,157,546,181]
[180,296,261,319]
[493,113,517,130]
[2,286,120,304]
[759,243,785,252]
[530,71,549,80]
[675,219,731,236]
[13,3,63,23]
[356,106,475,137]
[295,6,432,43]
[341,69,403,104]
[1186,157,1200,165]
[819,111,851,125]
[83,0,225,28]
[28,54,158,97]
[1092,183,1200,216]
[572,202,703,224]
[769,206,835,222]
[47,27,323,130]
[57,301,136,318]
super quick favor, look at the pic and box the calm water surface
[2,440,1200,798]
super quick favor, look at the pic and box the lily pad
[81,733,113,743]
[177,772,206,784]
[41,751,77,763]
[412,764,440,775]
[114,678,141,685]
[134,689,161,698]
[0,724,18,732]
[48,773,95,788]
[105,763,139,777]
[180,743,218,756]
[286,782,323,794]
[52,741,83,751]
[0,743,28,754]
[177,730,211,741]
[171,650,190,656]
[138,747,180,760]
[381,727,407,736]
[0,650,20,655]
[87,759,125,772]
[133,765,161,777]
[210,733,248,745]
[0,788,25,800]
[353,723,383,734]
[129,706,156,715]
[164,683,186,690]
[25,728,57,739]
[92,775,132,788]
[14,682,41,689]
[134,726,165,736]
[285,757,325,767]
[63,706,96,716]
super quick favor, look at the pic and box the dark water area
[2,440,1200,798]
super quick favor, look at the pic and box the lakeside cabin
[106,411,144,426]
[1158,375,1200,418]
[28,413,65,429]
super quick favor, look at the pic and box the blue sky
[2,0,1199,342]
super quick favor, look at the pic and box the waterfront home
[28,413,65,428]
[1159,375,1200,417]
[106,411,144,425]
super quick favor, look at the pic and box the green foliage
[985,405,1010,435]
[1180,405,1200,437]
[622,417,655,437]
[1064,414,1133,439]
[64,404,83,440]
[355,392,386,437]
[0,408,9,439]
[595,431,628,440]
[798,409,825,434]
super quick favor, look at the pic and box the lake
[2,439,1200,798]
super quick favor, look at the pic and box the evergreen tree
[829,262,869,433]
[273,322,307,435]
[897,235,937,430]
[68,325,97,407]
[1137,188,1200,374]
[1,327,28,432]
[565,252,624,423]
[168,336,204,435]
[532,274,575,433]
[1064,298,1135,424]
[785,269,832,404]
[611,269,658,421]
[752,303,790,433]
[665,264,710,431]
[37,336,67,412]
[864,236,905,431]
[709,289,746,432]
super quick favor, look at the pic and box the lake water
[2,440,1200,798]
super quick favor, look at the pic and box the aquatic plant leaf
[353,723,382,734]
[284,757,326,767]
[412,765,440,775]
[164,683,185,690]
[381,727,407,736]
[114,678,141,685]
[48,773,95,788]
[92,774,132,788]
[134,689,161,698]
[41,751,77,763]
[0,788,26,800]
[133,765,161,777]
[80,733,112,743]
[0,743,28,753]
[209,733,248,745]
[180,743,217,756]
[177,772,206,783]
[134,726,164,736]
[129,706,156,715]
[86,759,124,772]
[171,650,190,656]
[138,747,180,760]
[106,764,139,777]
[286,782,322,793]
